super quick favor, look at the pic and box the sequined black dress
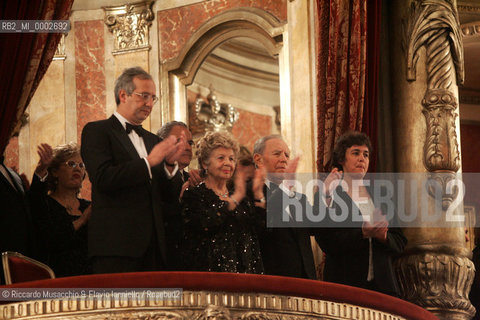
[181,183,264,274]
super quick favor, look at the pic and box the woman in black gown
[31,143,91,277]
[181,132,266,273]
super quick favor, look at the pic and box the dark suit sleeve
[81,121,152,192]
[317,188,407,255]
[375,227,407,254]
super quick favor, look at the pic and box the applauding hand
[35,143,53,178]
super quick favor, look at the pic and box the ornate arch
[160,7,286,122]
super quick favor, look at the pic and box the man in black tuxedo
[251,135,316,279]
[0,155,36,284]
[81,67,185,274]
[157,121,201,270]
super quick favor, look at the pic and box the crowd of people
[8,65,476,300]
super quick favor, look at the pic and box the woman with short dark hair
[318,131,406,296]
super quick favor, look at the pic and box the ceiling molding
[220,41,277,64]
[458,5,480,13]
[205,54,279,83]
[461,21,480,37]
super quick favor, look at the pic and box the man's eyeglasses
[65,161,85,169]
[132,92,158,104]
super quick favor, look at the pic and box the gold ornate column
[103,1,154,130]
[390,0,475,319]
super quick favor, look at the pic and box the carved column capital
[396,253,475,319]
[103,1,154,55]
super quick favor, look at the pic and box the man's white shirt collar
[113,111,131,129]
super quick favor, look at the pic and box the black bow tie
[125,123,144,137]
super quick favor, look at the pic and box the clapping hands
[35,143,53,178]
[362,208,388,242]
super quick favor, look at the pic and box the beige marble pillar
[283,0,317,174]
[389,0,475,319]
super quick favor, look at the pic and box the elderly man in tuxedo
[81,67,185,273]
[251,135,316,279]
[157,121,201,270]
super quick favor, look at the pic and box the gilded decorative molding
[457,4,480,13]
[53,34,66,60]
[405,0,464,85]
[194,86,239,133]
[461,22,480,37]
[426,172,459,210]
[421,89,461,172]
[103,1,154,55]
[396,253,475,319]
[404,0,463,173]
[0,291,407,320]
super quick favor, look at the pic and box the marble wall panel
[4,137,19,170]
[232,109,272,152]
[157,0,287,62]
[75,20,106,200]
[75,20,106,142]
[28,61,66,177]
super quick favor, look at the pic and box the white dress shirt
[113,112,177,179]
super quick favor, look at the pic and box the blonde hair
[196,132,239,177]
[47,142,83,191]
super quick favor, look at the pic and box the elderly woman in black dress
[181,132,266,273]
[31,142,91,277]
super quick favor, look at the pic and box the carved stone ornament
[103,1,154,55]
[395,253,475,319]
[0,291,408,320]
[194,86,239,133]
[425,172,460,211]
[421,89,461,172]
[53,34,66,60]
[404,0,463,173]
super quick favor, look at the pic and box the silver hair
[253,134,284,155]
[156,121,188,139]
[114,67,152,105]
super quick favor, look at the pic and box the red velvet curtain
[0,0,73,155]
[316,0,381,172]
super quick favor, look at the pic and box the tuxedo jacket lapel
[0,165,23,194]
[142,129,157,153]
[109,116,141,160]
